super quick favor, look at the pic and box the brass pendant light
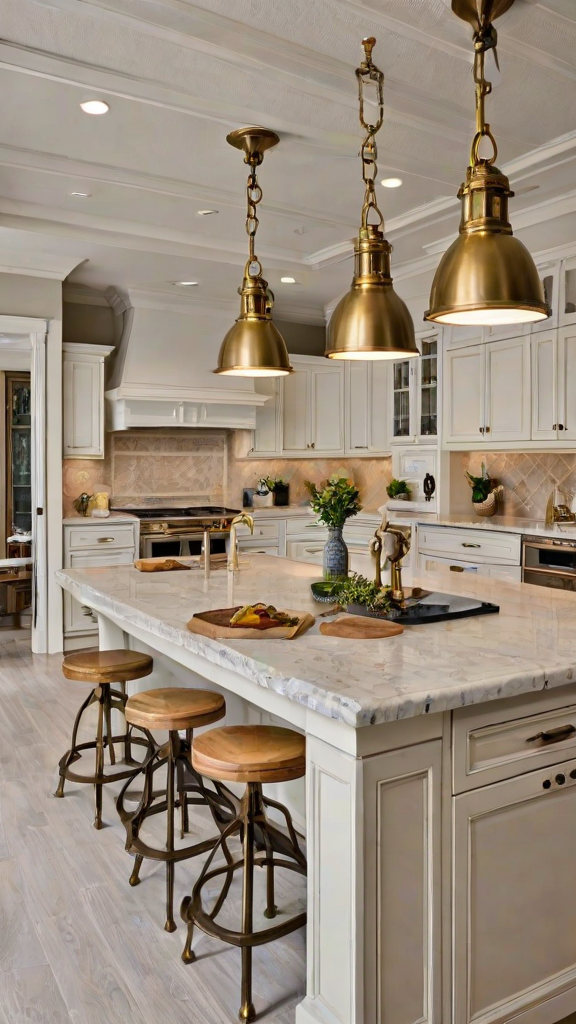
[425,0,550,327]
[326,38,418,360]
[215,127,293,376]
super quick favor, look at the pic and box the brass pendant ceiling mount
[214,127,292,377]
[326,38,418,360]
[426,0,550,327]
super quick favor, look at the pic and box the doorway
[0,317,47,653]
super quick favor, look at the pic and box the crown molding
[63,283,111,306]
[105,286,238,318]
[0,246,82,280]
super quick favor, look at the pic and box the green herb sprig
[331,573,393,613]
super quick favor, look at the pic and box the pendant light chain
[471,19,499,167]
[245,156,263,277]
[356,37,385,230]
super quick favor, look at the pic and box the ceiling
[1,0,575,323]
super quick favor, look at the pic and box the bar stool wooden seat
[117,687,232,933]
[55,649,155,830]
[180,725,307,1023]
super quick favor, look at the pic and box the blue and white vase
[323,527,348,580]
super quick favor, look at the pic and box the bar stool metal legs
[180,724,307,1020]
[55,650,156,829]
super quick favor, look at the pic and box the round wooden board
[319,614,404,639]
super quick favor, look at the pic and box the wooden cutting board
[188,607,315,640]
[319,614,404,639]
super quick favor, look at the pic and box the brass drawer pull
[98,537,115,543]
[305,547,324,554]
[462,542,481,548]
[526,724,576,745]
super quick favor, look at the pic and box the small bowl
[310,581,340,603]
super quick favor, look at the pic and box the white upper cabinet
[345,360,389,455]
[281,358,344,456]
[63,343,114,459]
[532,261,559,333]
[390,331,439,444]
[444,336,531,445]
[485,337,531,443]
[444,344,485,444]
[251,378,281,455]
[531,332,557,441]
[557,327,576,440]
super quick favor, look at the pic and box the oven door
[523,540,576,589]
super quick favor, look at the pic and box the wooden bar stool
[55,649,156,829]
[116,687,233,933]
[180,725,307,1023]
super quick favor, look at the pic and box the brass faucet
[228,513,254,571]
[370,515,411,601]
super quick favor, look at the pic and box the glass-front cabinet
[6,372,32,538]
[391,331,439,443]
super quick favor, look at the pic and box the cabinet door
[63,550,134,634]
[391,358,413,441]
[532,262,559,333]
[310,365,344,453]
[558,327,576,440]
[346,362,389,454]
[63,357,104,458]
[453,757,576,1024]
[251,378,280,455]
[282,368,310,452]
[531,333,558,441]
[417,333,438,441]
[364,741,442,1024]
[485,337,531,442]
[444,345,485,443]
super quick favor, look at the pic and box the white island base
[56,556,576,1024]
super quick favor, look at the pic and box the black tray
[347,591,499,625]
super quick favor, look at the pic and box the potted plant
[261,476,290,507]
[305,475,361,579]
[386,478,411,501]
[465,463,504,517]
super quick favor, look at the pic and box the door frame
[0,316,48,652]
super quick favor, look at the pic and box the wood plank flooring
[0,638,306,1024]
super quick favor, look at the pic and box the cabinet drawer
[453,687,576,792]
[236,520,279,542]
[418,525,521,565]
[66,525,136,551]
[419,554,521,582]
[286,516,322,535]
[286,539,325,565]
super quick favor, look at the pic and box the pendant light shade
[426,1,550,328]
[214,127,293,377]
[325,39,418,361]
[327,226,417,359]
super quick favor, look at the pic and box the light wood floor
[0,638,306,1024]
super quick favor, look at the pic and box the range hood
[104,288,270,430]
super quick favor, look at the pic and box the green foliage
[331,573,393,613]
[386,478,411,499]
[465,462,494,503]
[259,476,287,491]
[305,475,361,528]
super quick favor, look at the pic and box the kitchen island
[56,556,576,1024]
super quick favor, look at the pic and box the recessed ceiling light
[80,99,110,115]
[381,177,403,188]
[280,277,296,284]
[173,281,198,287]
[70,191,91,198]
[197,209,218,216]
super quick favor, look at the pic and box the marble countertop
[417,513,576,540]
[62,511,139,525]
[56,554,576,729]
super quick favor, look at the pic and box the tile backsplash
[459,451,576,520]
[63,428,392,515]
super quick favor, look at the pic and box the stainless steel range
[111,505,241,560]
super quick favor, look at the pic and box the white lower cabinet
[453,755,576,1024]
[63,519,139,641]
[364,740,442,1024]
